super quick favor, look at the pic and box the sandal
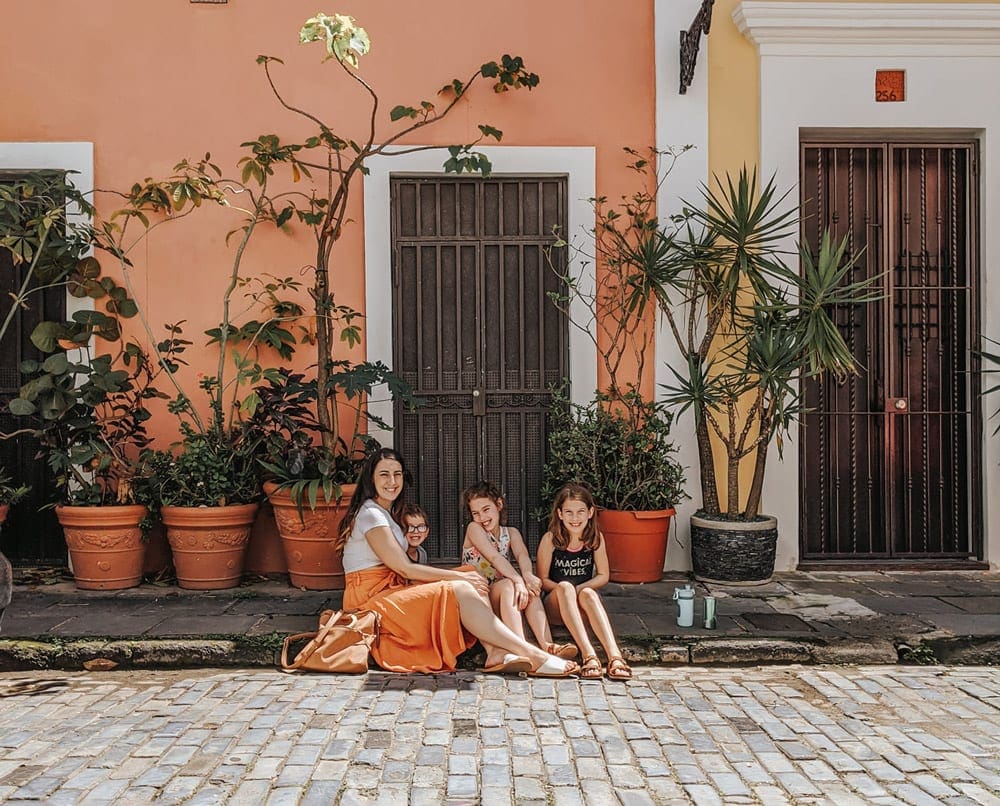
[528,657,579,678]
[482,654,532,675]
[546,642,579,660]
[606,656,632,681]
[580,655,603,679]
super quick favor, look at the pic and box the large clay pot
[597,508,676,584]
[161,503,258,590]
[0,504,8,526]
[264,482,354,590]
[690,513,778,585]
[56,504,148,591]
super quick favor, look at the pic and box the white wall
[655,0,711,571]
[735,1,1000,569]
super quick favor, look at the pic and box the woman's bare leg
[546,581,596,660]
[451,581,572,672]
[577,587,621,659]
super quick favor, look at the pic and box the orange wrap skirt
[344,566,477,673]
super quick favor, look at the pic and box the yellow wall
[708,0,761,177]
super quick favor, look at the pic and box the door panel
[800,142,981,563]
[392,176,567,562]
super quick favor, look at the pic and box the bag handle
[281,609,348,671]
[279,610,377,671]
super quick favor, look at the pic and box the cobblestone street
[0,666,997,805]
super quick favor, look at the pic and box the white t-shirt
[342,499,407,573]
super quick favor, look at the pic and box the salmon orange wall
[0,1,657,441]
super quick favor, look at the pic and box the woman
[337,448,579,677]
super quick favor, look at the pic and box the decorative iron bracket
[679,0,715,94]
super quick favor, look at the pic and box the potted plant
[541,389,686,582]
[6,258,169,590]
[250,13,537,476]
[250,370,361,590]
[651,158,877,583]
[543,148,688,582]
[249,363,418,589]
[91,157,301,590]
[202,12,534,577]
[144,420,262,590]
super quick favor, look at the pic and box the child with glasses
[396,502,430,564]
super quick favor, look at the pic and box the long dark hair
[548,483,601,551]
[335,447,409,555]
[461,479,506,526]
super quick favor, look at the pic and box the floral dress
[461,526,511,582]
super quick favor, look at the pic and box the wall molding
[735,2,1000,53]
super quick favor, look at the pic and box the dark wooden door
[800,142,982,563]
[391,175,568,562]
[0,176,65,563]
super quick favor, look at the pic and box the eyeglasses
[406,524,429,534]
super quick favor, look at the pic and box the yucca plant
[978,337,1000,435]
[653,163,880,520]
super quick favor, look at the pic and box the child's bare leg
[523,596,553,648]
[490,578,525,640]
[577,587,622,659]
[546,581,596,659]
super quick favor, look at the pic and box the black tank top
[549,546,594,585]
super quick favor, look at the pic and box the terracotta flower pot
[161,503,258,590]
[0,504,8,526]
[597,508,676,584]
[264,482,354,590]
[56,504,148,591]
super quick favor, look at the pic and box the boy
[397,502,430,564]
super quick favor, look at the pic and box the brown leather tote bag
[280,609,380,674]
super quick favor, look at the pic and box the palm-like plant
[979,337,1000,434]
[653,163,879,520]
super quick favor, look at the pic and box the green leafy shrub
[541,388,686,512]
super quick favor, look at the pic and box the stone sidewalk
[1,571,998,670]
[1,666,998,804]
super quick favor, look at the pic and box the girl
[536,483,633,680]
[461,480,577,660]
[337,449,578,677]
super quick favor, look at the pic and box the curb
[0,639,275,672]
[3,634,995,672]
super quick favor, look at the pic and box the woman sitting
[337,447,579,677]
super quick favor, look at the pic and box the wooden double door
[390,175,569,562]
[800,141,983,564]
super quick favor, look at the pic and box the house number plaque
[875,69,905,102]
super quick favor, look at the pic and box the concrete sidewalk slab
[0,571,997,670]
